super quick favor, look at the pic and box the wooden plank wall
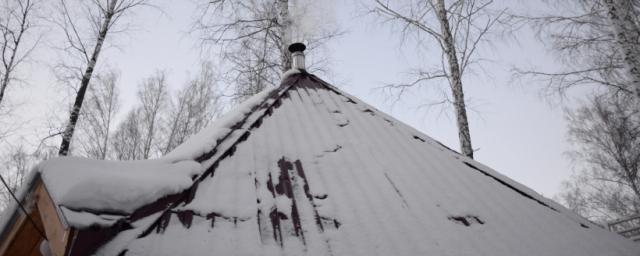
[36,183,73,256]
[0,200,45,255]
[0,182,74,256]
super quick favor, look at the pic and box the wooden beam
[35,183,74,256]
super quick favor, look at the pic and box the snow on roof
[0,158,204,234]
[91,73,640,255]
[3,72,639,255]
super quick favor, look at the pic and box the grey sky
[6,0,588,198]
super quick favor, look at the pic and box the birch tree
[110,71,168,160]
[0,0,38,109]
[138,71,168,159]
[603,0,640,98]
[514,0,640,98]
[194,0,341,101]
[111,109,142,160]
[76,70,120,159]
[0,145,32,209]
[55,0,147,156]
[514,1,640,222]
[0,141,59,210]
[371,0,504,159]
[162,61,223,154]
[558,92,640,223]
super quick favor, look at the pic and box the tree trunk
[0,71,11,108]
[100,106,111,160]
[604,0,640,98]
[163,109,182,154]
[142,114,156,159]
[434,0,474,158]
[100,85,116,160]
[276,0,291,72]
[58,1,115,156]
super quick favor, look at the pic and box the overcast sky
[6,0,591,198]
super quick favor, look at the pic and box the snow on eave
[0,155,206,235]
[60,206,122,228]
[38,157,203,216]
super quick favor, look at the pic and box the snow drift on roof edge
[0,158,203,232]
[40,157,202,216]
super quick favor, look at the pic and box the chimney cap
[288,42,306,53]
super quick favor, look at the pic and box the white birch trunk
[59,0,117,156]
[276,0,292,72]
[435,0,474,158]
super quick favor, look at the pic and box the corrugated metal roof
[83,72,639,255]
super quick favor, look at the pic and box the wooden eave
[0,177,77,256]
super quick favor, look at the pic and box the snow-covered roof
[40,157,202,223]
[4,71,640,255]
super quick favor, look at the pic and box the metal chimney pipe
[288,42,306,70]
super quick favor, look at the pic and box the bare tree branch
[0,0,39,109]
[558,92,640,223]
[511,0,640,99]
[193,0,342,102]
